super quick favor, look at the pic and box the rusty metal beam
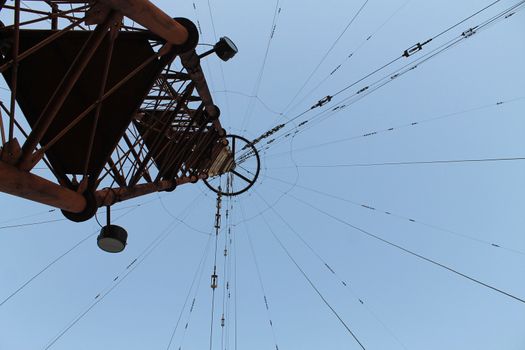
[180,50,220,123]
[95,174,205,206]
[106,157,127,187]
[97,0,189,45]
[0,160,86,213]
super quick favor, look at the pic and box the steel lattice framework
[0,0,246,222]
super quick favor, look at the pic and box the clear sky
[1,1,525,349]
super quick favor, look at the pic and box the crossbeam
[0,159,86,212]
[97,0,189,45]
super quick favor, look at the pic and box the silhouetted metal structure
[0,0,256,225]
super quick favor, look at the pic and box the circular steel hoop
[203,134,260,196]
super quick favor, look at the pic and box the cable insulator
[402,38,431,57]
[211,274,218,289]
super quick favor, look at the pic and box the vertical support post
[8,0,20,142]
[50,3,58,30]
[0,107,6,146]
[106,205,111,225]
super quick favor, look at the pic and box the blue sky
[1,0,525,349]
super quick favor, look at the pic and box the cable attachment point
[462,27,477,38]
[311,95,332,109]
[244,125,285,150]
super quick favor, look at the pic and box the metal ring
[203,134,260,196]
